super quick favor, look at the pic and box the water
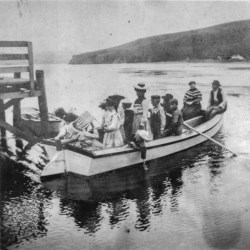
[1,62,250,250]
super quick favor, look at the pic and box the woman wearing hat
[132,83,151,137]
[181,81,202,121]
[102,98,124,148]
[205,80,227,120]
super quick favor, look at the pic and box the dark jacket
[210,88,223,106]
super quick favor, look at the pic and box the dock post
[36,70,49,137]
[0,99,6,137]
[13,72,22,128]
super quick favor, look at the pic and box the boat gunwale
[42,114,223,159]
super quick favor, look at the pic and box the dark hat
[162,93,173,100]
[189,81,196,85]
[169,98,178,105]
[212,80,221,86]
[151,95,160,100]
[105,98,116,107]
[54,107,66,119]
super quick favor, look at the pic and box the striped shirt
[183,88,202,102]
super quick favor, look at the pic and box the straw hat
[134,83,147,91]
[121,98,132,104]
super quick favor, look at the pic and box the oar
[165,113,238,157]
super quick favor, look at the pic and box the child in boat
[102,98,124,148]
[164,98,183,136]
[54,111,103,150]
[132,83,151,138]
[149,95,166,140]
[121,99,134,143]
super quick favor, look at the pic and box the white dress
[103,110,124,148]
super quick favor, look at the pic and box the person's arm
[160,108,166,133]
[172,111,179,127]
[183,92,188,104]
[55,126,67,140]
[207,92,212,107]
[119,106,125,126]
[106,114,119,131]
[141,99,149,123]
[218,89,227,108]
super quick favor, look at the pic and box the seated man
[149,95,166,140]
[164,98,183,136]
[205,80,227,120]
[161,93,173,131]
[181,81,202,121]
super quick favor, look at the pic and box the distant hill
[69,20,250,64]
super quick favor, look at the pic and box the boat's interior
[65,114,207,156]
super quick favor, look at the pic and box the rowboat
[41,114,223,178]
[21,107,61,137]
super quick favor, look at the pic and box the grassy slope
[69,20,250,64]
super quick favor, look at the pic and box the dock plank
[0,54,29,60]
[0,90,42,100]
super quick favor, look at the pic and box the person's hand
[54,136,61,141]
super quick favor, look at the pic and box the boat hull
[41,114,223,177]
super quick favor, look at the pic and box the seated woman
[102,98,124,148]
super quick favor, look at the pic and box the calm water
[1,62,250,250]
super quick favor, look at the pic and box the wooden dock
[0,41,49,144]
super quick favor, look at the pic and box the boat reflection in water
[42,146,206,234]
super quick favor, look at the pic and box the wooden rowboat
[21,107,61,137]
[41,114,223,178]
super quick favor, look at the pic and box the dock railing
[0,41,49,141]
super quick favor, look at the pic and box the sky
[1,0,250,62]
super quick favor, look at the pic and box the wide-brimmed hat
[136,130,152,141]
[98,100,107,109]
[105,98,117,107]
[108,94,125,102]
[73,111,94,131]
[134,83,147,91]
[211,80,221,86]
[162,93,173,101]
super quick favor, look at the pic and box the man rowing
[205,80,227,120]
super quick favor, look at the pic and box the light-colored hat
[121,98,132,104]
[136,130,152,141]
[73,111,94,131]
[134,83,147,91]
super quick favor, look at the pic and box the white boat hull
[41,114,223,177]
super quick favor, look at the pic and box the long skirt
[181,103,202,121]
[103,130,124,148]
[120,125,126,143]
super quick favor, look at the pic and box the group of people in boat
[54,79,227,152]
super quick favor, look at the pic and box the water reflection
[42,145,214,235]
[0,153,52,248]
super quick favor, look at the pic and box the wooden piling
[13,72,22,128]
[0,99,6,137]
[36,70,49,137]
